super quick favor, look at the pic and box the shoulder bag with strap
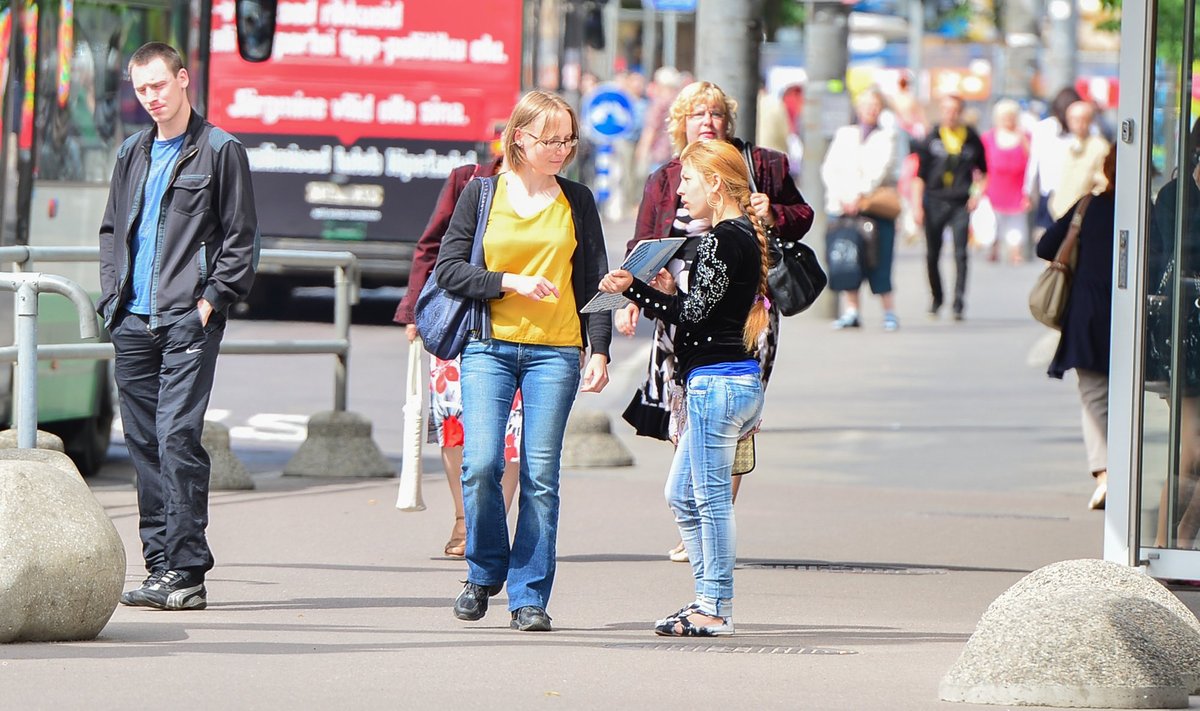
[739,142,827,316]
[415,176,496,359]
[1029,193,1092,330]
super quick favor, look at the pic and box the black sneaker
[453,581,503,621]
[139,570,207,611]
[510,606,552,632]
[120,568,167,607]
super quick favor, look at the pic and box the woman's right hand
[615,302,640,337]
[405,324,418,343]
[502,273,560,301]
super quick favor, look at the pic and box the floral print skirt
[429,355,523,462]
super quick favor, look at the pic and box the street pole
[1002,0,1039,100]
[694,0,764,142]
[802,1,850,318]
[907,0,922,96]
[1043,0,1079,98]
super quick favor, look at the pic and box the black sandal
[654,612,734,637]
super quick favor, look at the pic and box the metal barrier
[0,246,361,412]
[0,273,98,447]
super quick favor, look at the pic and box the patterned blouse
[624,216,761,381]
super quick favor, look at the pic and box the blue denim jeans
[460,338,581,611]
[665,373,764,619]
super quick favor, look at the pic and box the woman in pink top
[981,99,1031,263]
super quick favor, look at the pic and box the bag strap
[470,176,497,267]
[1054,193,1092,268]
[740,141,758,194]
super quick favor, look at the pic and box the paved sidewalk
[6,240,1196,710]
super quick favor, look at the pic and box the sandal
[443,516,466,558]
[654,612,734,637]
[654,602,700,627]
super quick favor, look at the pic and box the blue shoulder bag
[415,176,495,360]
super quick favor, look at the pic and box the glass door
[1114,0,1200,576]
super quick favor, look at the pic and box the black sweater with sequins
[624,216,762,382]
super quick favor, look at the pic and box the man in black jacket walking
[98,42,259,610]
[912,94,988,320]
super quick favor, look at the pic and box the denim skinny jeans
[665,372,764,619]
[460,338,581,611]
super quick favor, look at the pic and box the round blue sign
[582,84,636,143]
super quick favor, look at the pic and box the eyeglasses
[687,109,726,122]
[527,134,579,151]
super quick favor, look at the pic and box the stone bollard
[202,421,254,490]
[0,429,65,453]
[0,459,124,643]
[561,409,634,468]
[940,558,1200,708]
[0,449,79,477]
[283,410,394,478]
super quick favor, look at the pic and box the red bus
[207,0,523,301]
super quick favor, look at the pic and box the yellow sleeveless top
[484,178,581,347]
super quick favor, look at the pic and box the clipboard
[581,237,686,313]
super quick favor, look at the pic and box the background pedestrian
[392,148,521,559]
[912,93,988,321]
[821,87,900,331]
[1037,147,1116,510]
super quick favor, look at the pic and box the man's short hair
[128,42,184,75]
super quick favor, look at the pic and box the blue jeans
[460,338,581,611]
[665,373,764,619]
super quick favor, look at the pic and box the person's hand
[197,298,214,326]
[1021,195,1033,212]
[913,203,925,227]
[579,353,609,393]
[615,302,640,337]
[599,269,633,294]
[502,273,560,301]
[649,268,676,294]
[749,192,775,227]
[967,195,980,212]
[405,324,417,343]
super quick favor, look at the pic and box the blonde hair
[503,90,579,172]
[678,140,769,352]
[667,81,739,156]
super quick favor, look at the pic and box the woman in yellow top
[434,90,612,632]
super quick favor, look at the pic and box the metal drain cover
[605,643,856,655]
[742,561,946,575]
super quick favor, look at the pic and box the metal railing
[0,272,98,447]
[0,246,361,417]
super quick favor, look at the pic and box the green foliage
[763,0,805,38]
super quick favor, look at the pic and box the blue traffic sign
[581,84,637,144]
[645,0,697,11]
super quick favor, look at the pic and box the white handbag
[395,338,426,511]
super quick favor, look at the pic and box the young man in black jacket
[912,94,988,320]
[98,42,259,610]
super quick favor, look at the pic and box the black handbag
[415,176,496,360]
[1145,259,1200,391]
[739,142,827,316]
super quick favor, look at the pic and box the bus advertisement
[206,0,523,287]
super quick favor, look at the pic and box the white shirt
[820,123,898,216]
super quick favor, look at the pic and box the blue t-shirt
[127,134,185,314]
[688,359,761,381]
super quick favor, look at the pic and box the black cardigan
[434,174,613,358]
[624,216,761,380]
